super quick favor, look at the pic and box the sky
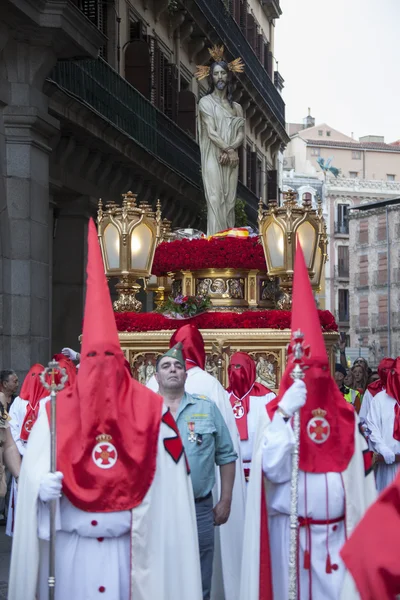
[274,0,400,142]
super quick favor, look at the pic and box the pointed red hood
[170,324,206,370]
[227,351,273,441]
[19,364,48,404]
[269,241,355,473]
[368,357,395,397]
[50,219,163,512]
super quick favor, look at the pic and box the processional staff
[40,360,68,600]
[287,329,308,600]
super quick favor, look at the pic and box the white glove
[62,347,79,361]
[278,379,307,417]
[380,447,395,465]
[39,472,64,502]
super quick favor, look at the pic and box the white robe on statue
[8,408,202,600]
[148,367,246,600]
[366,389,400,492]
[198,94,244,236]
[240,409,377,600]
[7,395,49,536]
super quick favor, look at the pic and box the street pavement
[0,526,11,598]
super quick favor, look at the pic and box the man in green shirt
[155,343,237,600]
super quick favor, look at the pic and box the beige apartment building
[1,0,288,377]
[283,113,400,351]
[349,198,400,364]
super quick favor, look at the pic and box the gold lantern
[258,190,328,303]
[97,191,162,312]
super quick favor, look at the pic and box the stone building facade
[284,113,400,340]
[1,0,288,377]
[349,198,400,366]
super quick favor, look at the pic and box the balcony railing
[334,221,349,235]
[334,265,349,279]
[49,58,202,190]
[261,0,282,19]
[337,311,350,324]
[191,0,285,127]
[48,57,260,223]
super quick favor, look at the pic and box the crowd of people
[1,224,399,599]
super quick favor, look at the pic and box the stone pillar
[51,197,93,355]
[0,37,59,377]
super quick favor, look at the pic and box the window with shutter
[256,155,262,197]
[267,170,277,201]
[337,204,349,234]
[250,151,257,194]
[130,19,147,40]
[267,51,273,78]
[80,0,98,24]
[338,289,349,322]
[256,34,264,63]
[178,90,196,138]
[246,13,256,49]
[263,41,270,70]
[232,0,241,23]
[239,0,248,34]
[164,64,179,122]
[338,246,349,278]
[246,145,252,189]
[125,40,151,99]
[149,37,167,111]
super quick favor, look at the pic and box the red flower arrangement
[115,310,338,333]
[152,237,267,275]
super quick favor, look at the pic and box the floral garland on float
[151,234,267,276]
[115,309,338,333]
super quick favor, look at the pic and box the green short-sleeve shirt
[175,392,238,499]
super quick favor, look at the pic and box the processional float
[92,44,337,596]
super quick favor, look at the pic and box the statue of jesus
[196,47,245,236]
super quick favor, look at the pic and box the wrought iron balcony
[48,57,260,224]
[335,310,350,324]
[334,265,349,279]
[334,221,349,235]
[49,58,202,190]
[260,0,282,20]
[190,0,286,128]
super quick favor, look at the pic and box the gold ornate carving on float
[169,269,278,309]
[119,329,338,390]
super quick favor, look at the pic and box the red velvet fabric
[170,324,206,370]
[227,352,273,441]
[48,219,163,512]
[340,469,400,600]
[267,241,355,473]
[20,364,49,442]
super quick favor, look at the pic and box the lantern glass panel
[266,222,285,268]
[297,221,316,267]
[104,223,120,269]
[131,223,153,271]
[311,246,322,286]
